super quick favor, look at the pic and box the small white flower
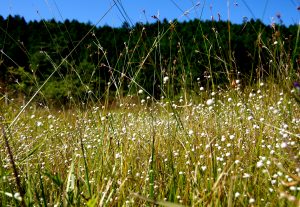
[249,198,255,203]
[14,192,22,201]
[221,136,226,142]
[201,166,207,171]
[256,160,264,168]
[243,173,251,178]
[247,116,253,121]
[115,153,121,159]
[206,99,214,106]
[188,130,194,136]
[253,124,259,129]
[273,41,278,45]
[163,76,169,84]
[36,121,43,127]
[249,93,255,98]
[138,89,143,94]
[280,142,287,148]
[200,86,204,91]
[235,192,240,198]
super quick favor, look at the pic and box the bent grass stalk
[0,118,26,207]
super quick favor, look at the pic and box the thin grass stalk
[0,117,26,207]
[38,165,47,207]
[148,111,156,203]
[292,23,300,64]
[79,126,92,199]
[227,0,233,75]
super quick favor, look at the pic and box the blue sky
[0,0,299,27]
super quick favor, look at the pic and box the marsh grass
[1,82,300,206]
[0,2,300,206]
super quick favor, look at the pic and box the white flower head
[256,160,264,168]
[36,121,43,127]
[115,153,121,159]
[163,76,169,84]
[280,142,287,148]
[206,99,214,106]
[243,173,251,178]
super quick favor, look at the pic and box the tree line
[0,15,299,105]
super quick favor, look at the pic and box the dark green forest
[0,15,299,105]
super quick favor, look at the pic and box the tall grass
[0,2,300,206]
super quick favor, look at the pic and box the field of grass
[1,2,300,207]
[1,81,300,206]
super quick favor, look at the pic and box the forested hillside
[0,15,298,105]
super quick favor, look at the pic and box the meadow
[1,81,300,206]
[0,3,300,207]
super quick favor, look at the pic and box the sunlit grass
[0,1,299,206]
[1,82,299,206]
